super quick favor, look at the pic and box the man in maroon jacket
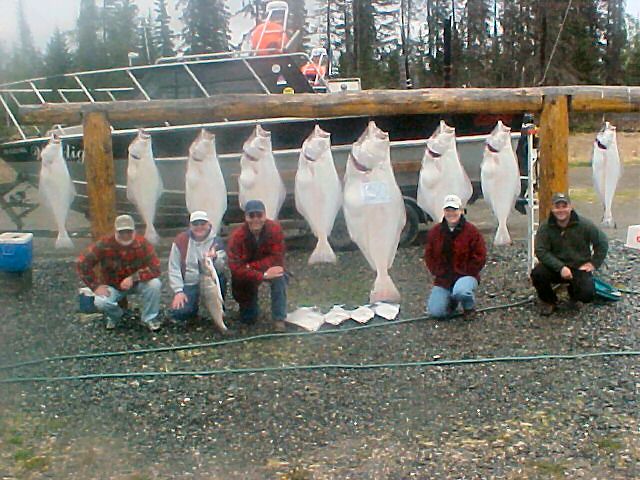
[227,200,288,332]
[424,194,487,319]
[77,214,162,331]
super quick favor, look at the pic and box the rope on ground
[1,350,639,384]
[0,297,535,371]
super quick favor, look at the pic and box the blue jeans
[234,275,288,324]
[93,278,162,326]
[427,276,478,318]
[169,275,227,322]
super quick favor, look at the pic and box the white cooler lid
[0,232,34,244]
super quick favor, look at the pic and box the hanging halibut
[38,134,76,248]
[481,121,520,246]
[186,129,227,233]
[343,121,405,303]
[126,129,163,244]
[417,120,472,223]
[295,125,342,264]
[238,125,286,219]
[592,122,622,228]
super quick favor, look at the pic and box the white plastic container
[625,225,640,250]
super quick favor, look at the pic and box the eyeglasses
[191,220,208,226]
[246,212,264,219]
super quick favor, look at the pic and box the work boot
[105,317,118,330]
[566,298,582,311]
[273,320,286,333]
[539,301,556,316]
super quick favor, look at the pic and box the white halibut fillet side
[238,125,286,220]
[481,120,520,246]
[38,134,76,248]
[592,122,622,228]
[186,129,227,233]
[199,256,228,335]
[417,120,472,223]
[126,130,163,244]
[343,121,406,303]
[295,125,342,264]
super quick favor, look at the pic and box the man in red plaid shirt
[77,215,162,331]
[228,200,288,332]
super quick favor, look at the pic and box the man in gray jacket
[168,211,227,325]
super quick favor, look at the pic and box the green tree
[178,0,230,55]
[44,28,73,77]
[103,0,139,67]
[76,0,104,70]
[10,0,42,80]
[153,0,175,58]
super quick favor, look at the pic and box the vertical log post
[538,95,569,220]
[82,110,116,239]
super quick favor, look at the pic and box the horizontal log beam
[18,86,640,126]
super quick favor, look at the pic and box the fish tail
[601,214,616,229]
[308,236,337,264]
[493,224,512,246]
[370,271,401,303]
[55,230,74,249]
[144,224,160,245]
[212,311,228,334]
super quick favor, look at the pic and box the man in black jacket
[531,193,609,315]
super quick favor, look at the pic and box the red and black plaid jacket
[76,234,161,290]
[227,219,285,284]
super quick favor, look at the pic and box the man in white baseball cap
[423,194,487,319]
[168,211,227,326]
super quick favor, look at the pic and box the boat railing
[0,52,310,141]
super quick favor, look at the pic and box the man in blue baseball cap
[227,199,288,332]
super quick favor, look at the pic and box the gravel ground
[0,237,639,479]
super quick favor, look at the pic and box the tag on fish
[285,307,325,332]
[372,302,400,320]
[349,305,375,324]
[323,305,351,326]
[361,181,391,205]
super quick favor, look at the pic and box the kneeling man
[531,193,608,315]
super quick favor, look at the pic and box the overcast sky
[1,0,640,50]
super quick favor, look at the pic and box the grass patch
[529,460,566,477]
[594,436,624,452]
[13,449,34,462]
[22,455,49,471]
[7,435,23,446]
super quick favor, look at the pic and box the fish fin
[308,237,337,264]
[55,231,74,249]
[144,225,160,245]
[370,272,401,303]
[493,225,512,246]
[601,217,616,229]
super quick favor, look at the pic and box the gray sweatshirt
[168,229,226,293]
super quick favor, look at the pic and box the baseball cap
[551,192,571,205]
[189,211,209,223]
[114,214,135,232]
[244,199,266,214]
[442,194,462,210]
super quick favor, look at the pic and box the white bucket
[625,225,640,250]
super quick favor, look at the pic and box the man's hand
[172,292,187,310]
[560,266,573,280]
[94,285,110,297]
[264,266,284,280]
[579,262,595,272]
[119,276,134,290]
[206,247,217,259]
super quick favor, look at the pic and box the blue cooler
[0,232,33,272]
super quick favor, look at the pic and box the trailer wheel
[399,200,421,246]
